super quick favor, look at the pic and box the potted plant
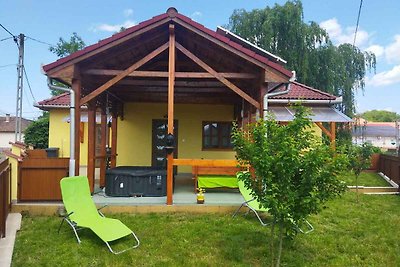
[196,188,205,204]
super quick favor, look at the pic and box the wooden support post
[99,109,107,188]
[110,113,117,168]
[72,78,81,176]
[330,122,336,150]
[87,103,96,193]
[167,24,175,205]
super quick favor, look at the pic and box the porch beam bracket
[80,41,170,106]
[175,42,260,109]
[315,122,332,139]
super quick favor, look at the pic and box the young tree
[227,0,375,117]
[342,143,379,201]
[24,112,49,149]
[232,106,347,267]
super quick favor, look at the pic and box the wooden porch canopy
[42,7,293,205]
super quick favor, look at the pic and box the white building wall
[0,132,24,149]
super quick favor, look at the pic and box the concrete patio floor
[92,173,244,206]
[12,173,245,215]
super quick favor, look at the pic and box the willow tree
[227,0,375,117]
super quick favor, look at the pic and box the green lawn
[12,192,400,267]
[339,171,390,187]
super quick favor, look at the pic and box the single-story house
[38,7,351,204]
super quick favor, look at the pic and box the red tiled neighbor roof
[268,81,337,100]
[0,116,32,132]
[42,8,292,79]
[36,93,71,108]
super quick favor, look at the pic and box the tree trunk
[276,222,284,267]
[270,220,276,267]
[356,174,359,202]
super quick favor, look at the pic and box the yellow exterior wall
[117,103,237,172]
[48,109,89,165]
[8,144,23,201]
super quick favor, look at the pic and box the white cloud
[91,20,136,32]
[191,11,202,21]
[366,45,384,57]
[124,9,133,17]
[367,65,400,87]
[320,18,370,47]
[385,35,400,64]
[384,107,393,112]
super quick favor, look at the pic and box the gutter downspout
[263,70,297,119]
[46,77,76,177]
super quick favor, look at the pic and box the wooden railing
[0,158,11,238]
[378,154,400,187]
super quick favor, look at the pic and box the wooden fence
[0,158,11,238]
[18,156,69,201]
[378,154,400,187]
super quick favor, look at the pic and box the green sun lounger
[59,176,140,254]
[233,176,314,233]
[232,178,270,226]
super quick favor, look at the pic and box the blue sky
[1,0,399,119]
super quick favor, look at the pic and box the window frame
[202,121,234,151]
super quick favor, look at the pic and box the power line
[352,0,363,47]
[26,35,54,47]
[0,64,16,69]
[0,36,13,42]
[0,23,16,38]
[23,65,37,103]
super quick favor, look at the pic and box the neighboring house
[0,114,32,152]
[352,118,400,150]
[39,7,351,204]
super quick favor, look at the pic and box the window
[202,121,233,149]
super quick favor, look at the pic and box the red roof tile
[36,93,71,108]
[43,8,292,78]
[269,81,337,100]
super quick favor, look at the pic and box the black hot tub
[105,166,167,197]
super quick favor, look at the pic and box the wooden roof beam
[80,42,169,105]
[84,69,256,79]
[175,42,260,109]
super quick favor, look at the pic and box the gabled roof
[268,81,337,100]
[42,7,292,79]
[0,116,32,132]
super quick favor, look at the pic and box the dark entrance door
[152,120,178,171]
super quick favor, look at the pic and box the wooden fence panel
[378,154,400,187]
[0,158,10,238]
[19,158,69,201]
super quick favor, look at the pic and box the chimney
[5,113,10,122]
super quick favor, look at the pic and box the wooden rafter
[46,17,170,76]
[80,42,170,105]
[84,69,256,79]
[175,42,260,109]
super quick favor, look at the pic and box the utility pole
[15,33,24,142]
